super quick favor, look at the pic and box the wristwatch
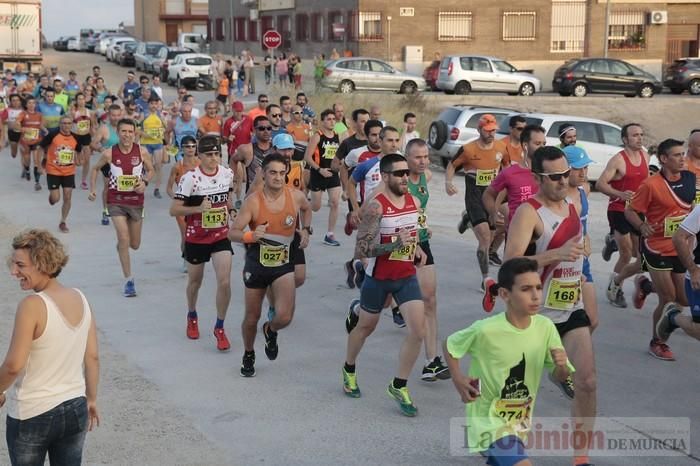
[302,226,313,235]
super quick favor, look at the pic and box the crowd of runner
[1,61,700,466]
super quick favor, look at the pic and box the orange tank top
[250,187,297,244]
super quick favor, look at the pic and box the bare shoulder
[425,168,433,182]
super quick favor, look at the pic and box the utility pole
[603,0,611,58]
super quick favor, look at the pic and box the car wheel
[638,84,655,98]
[572,82,588,97]
[689,79,700,96]
[518,82,536,96]
[338,80,355,94]
[454,81,471,95]
[428,121,448,150]
[400,81,418,94]
[669,88,683,95]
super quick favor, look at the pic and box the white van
[178,33,205,53]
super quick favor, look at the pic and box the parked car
[552,58,663,98]
[428,106,516,167]
[106,37,134,62]
[66,37,79,51]
[178,33,205,53]
[53,36,69,51]
[423,60,440,91]
[153,47,194,82]
[167,53,213,88]
[98,34,127,55]
[664,58,700,95]
[321,57,427,94]
[117,41,138,67]
[134,41,167,72]
[436,55,541,96]
[496,112,624,181]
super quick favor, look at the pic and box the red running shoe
[633,275,651,310]
[214,327,231,352]
[482,277,497,313]
[648,338,674,361]
[186,316,199,340]
[344,212,356,236]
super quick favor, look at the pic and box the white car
[67,37,80,51]
[102,36,128,58]
[106,37,134,62]
[97,33,126,55]
[167,53,213,89]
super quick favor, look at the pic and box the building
[134,0,209,45]
[208,0,699,78]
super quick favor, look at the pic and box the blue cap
[562,145,594,169]
[273,133,295,150]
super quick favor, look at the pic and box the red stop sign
[262,30,282,49]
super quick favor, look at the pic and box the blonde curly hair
[11,229,69,278]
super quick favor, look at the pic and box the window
[600,124,622,146]
[278,15,291,48]
[608,11,646,50]
[492,60,517,73]
[502,11,536,41]
[369,60,392,73]
[551,0,586,52]
[343,60,368,71]
[466,112,511,129]
[438,11,472,41]
[296,14,309,42]
[311,13,324,41]
[547,121,599,143]
[589,59,610,74]
[164,0,185,15]
[234,17,246,41]
[471,57,492,73]
[357,12,382,41]
[609,60,631,75]
[248,19,258,42]
[328,11,343,42]
[261,16,274,35]
[186,57,212,66]
[215,18,225,41]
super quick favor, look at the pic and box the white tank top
[7,289,92,420]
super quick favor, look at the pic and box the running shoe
[323,234,340,246]
[353,260,365,288]
[656,303,681,342]
[80,181,88,190]
[648,338,674,361]
[606,275,627,308]
[457,210,472,234]
[153,188,162,199]
[488,251,503,266]
[34,182,41,191]
[421,357,451,381]
[386,383,418,417]
[25,171,31,181]
[342,367,361,398]
[345,260,356,289]
[262,322,278,360]
[240,351,256,377]
[392,307,406,328]
[633,275,652,309]
[124,279,136,297]
[344,212,355,236]
[482,277,497,313]
[214,328,231,352]
[346,299,360,334]
[186,316,199,339]
[58,222,69,233]
[602,233,617,262]
[549,372,575,400]
[101,210,110,226]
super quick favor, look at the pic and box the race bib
[664,215,686,238]
[0,101,5,111]
[76,120,90,134]
[167,146,179,157]
[389,240,417,262]
[202,207,227,229]
[116,175,138,192]
[544,278,580,311]
[417,209,428,230]
[323,145,338,160]
[146,127,164,140]
[695,190,700,206]
[259,243,289,267]
[23,128,39,141]
[57,149,74,165]
[476,169,496,186]
[493,398,532,433]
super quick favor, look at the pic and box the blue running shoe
[124,279,136,297]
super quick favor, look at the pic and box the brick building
[134,0,209,44]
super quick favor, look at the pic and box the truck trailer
[0,0,42,71]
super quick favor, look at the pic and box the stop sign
[262,30,282,49]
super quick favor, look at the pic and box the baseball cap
[478,114,498,131]
[198,135,221,153]
[180,135,197,146]
[562,145,594,169]
[232,101,244,112]
[273,133,295,150]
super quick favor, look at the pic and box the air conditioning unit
[241,0,257,6]
[250,9,259,21]
[649,11,668,25]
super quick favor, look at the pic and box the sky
[42,0,134,40]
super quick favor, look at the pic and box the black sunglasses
[270,113,282,118]
[181,144,197,149]
[256,126,273,131]
[259,99,269,103]
[292,111,303,115]
[387,169,410,178]
[537,169,571,181]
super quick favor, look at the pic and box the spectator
[276,53,289,86]
[330,48,340,60]
[314,54,326,92]
[293,56,302,90]
[264,54,272,85]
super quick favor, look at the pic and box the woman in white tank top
[0,229,100,465]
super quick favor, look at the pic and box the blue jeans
[6,396,88,466]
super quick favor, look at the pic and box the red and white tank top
[108,144,145,207]
[366,193,419,281]
[608,150,648,212]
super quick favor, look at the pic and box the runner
[167,102,198,162]
[52,79,69,113]
[198,100,223,137]
[233,116,274,194]
[304,109,342,246]
[398,112,420,154]
[16,96,43,190]
[504,146,597,466]
[443,257,573,466]
[266,104,287,139]
[341,153,427,416]
[596,123,650,308]
[558,123,577,148]
[170,135,235,351]
[91,104,122,225]
[445,114,505,289]
[38,88,65,137]
[71,92,95,190]
[625,138,694,361]
[279,95,292,128]
[88,118,154,297]
[247,94,269,122]
[285,104,313,190]
[140,95,167,198]
[332,102,349,141]
[64,70,81,103]
[118,70,139,101]
[228,153,312,377]
[40,115,82,233]
[500,115,527,166]
[333,108,370,181]
[5,94,24,160]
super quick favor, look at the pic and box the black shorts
[184,239,233,265]
[555,309,592,337]
[414,240,435,266]
[607,210,639,236]
[8,130,21,143]
[23,143,39,152]
[216,94,228,104]
[290,231,306,266]
[101,164,110,178]
[464,174,490,228]
[308,170,340,192]
[76,134,91,147]
[641,242,685,274]
[46,174,75,190]
[243,243,295,289]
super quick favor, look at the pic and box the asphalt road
[0,50,698,465]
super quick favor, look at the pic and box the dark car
[119,42,138,67]
[134,41,167,72]
[664,58,700,95]
[552,58,663,98]
[423,60,440,91]
[53,36,69,51]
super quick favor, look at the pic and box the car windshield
[168,51,187,59]
[146,44,162,55]
[185,57,211,66]
[628,64,647,76]
[125,43,137,51]
[492,60,516,72]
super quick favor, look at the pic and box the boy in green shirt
[444,257,574,466]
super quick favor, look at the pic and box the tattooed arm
[354,198,402,259]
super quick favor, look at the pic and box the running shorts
[46,174,75,190]
[107,204,144,221]
[184,239,233,265]
[464,174,490,228]
[308,170,340,192]
[641,242,685,274]
[360,274,422,313]
[554,309,591,337]
[607,210,639,236]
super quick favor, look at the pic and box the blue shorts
[360,274,422,313]
[684,278,700,323]
[144,143,163,155]
[582,257,593,283]
[483,435,528,466]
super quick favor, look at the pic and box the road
[0,50,697,465]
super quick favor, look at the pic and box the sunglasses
[202,151,221,156]
[387,169,410,178]
[270,113,282,118]
[514,126,526,131]
[292,111,302,115]
[256,126,273,131]
[537,169,571,181]
[259,100,269,103]
[181,144,197,149]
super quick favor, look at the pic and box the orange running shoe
[482,277,497,313]
[186,316,199,340]
[214,327,231,352]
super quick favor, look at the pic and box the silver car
[437,55,541,96]
[321,57,427,94]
